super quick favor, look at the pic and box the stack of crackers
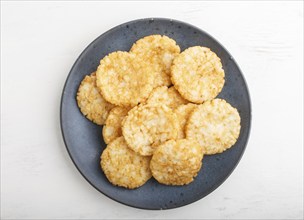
[76,35,241,189]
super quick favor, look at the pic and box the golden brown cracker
[150,139,203,185]
[77,72,114,125]
[171,46,225,103]
[96,51,155,107]
[122,104,179,156]
[102,106,130,144]
[100,137,152,189]
[130,35,180,87]
[146,86,188,109]
[174,103,198,139]
[186,99,241,154]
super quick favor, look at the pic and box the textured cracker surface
[150,139,203,185]
[130,35,180,87]
[174,103,198,139]
[100,137,152,189]
[186,99,241,155]
[171,46,225,103]
[146,86,188,109]
[76,72,114,125]
[102,106,130,144]
[96,51,155,107]
[122,104,179,156]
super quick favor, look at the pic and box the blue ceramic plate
[60,18,251,210]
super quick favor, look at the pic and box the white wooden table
[1,1,303,219]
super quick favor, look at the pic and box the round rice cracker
[76,72,114,125]
[174,103,198,139]
[186,99,241,155]
[96,51,155,107]
[122,104,179,156]
[102,106,130,144]
[171,46,225,103]
[100,137,152,189]
[150,139,203,186]
[130,35,180,87]
[146,86,188,109]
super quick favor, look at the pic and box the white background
[1,1,303,219]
